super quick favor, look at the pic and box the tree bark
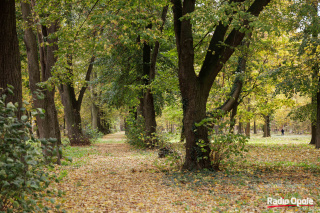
[59,56,95,146]
[0,0,22,108]
[238,121,243,134]
[21,1,62,164]
[316,88,320,148]
[253,118,257,134]
[245,122,250,137]
[263,115,271,137]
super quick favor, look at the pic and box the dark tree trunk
[142,40,157,147]
[263,115,271,137]
[0,0,22,108]
[253,118,257,134]
[311,0,319,148]
[229,102,238,133]
[59,56,95,146]
[316,89,320,148]
[21,1,61,164]
[172,0,271,170]
[310,123,316,144]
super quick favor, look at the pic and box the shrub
[196,111,248,170]
[0,93,59,212]
[125,114,149,148]
[83,124,104,143]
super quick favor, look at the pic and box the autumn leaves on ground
[51,133,320,212]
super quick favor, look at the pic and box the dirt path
[52,133,320,212]
[54,132,210,212]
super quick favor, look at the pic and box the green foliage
[197,111,248,170]
[0,94,60,212]
[125,114,148,148]
[83,125,104,143]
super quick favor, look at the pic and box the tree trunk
[310,123,316,144]
[182,86,212,170]
[60,83,88,145]
[0,0,22,108]
[141,40,157,147]
[316,77,320,148]
[253,119,257,134]
[21,1,61,163]
[59,56,94,145]
[238,121,243,134]
[245,122,250,137]
[229,102,238,133]
[91,102,99,130]
[263,115,271,137]
[172,0,271,170]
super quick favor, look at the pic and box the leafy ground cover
[50,132,320,212]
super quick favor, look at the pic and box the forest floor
[50,132,320,212]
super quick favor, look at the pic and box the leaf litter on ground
[47,132,320,212]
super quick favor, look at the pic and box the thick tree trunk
[172,0,271,170]
[263,115,271,137]
[60,84,88,145]
[59,56,94,145]
[21,1,61,164]
[182,86,211,170]
[0,0,22,108]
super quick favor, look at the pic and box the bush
[83,124,104,143]
[0,93,59,212]
[196,111,248,170]
[125,114,149,148]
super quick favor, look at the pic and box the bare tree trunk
[238,121,243,134]
[245,122,250,137]
[253,118,257,134]
[263,115,271,137]
[0,0,22,108]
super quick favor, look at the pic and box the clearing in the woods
[51,133,320,212]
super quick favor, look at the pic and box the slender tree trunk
[238,121,243,134]
[245,122,250,137]
[91,103,99,130]
[263,115,271,137]
[310,123,316,144]
[142,40,157,147]
[316,88,320,148]
[253,118,257,134]
[229,102,238,133]
[0,0,22,108]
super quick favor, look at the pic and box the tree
[171,0,271,170]
[0,0,22,107]
[21,0,61,163]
